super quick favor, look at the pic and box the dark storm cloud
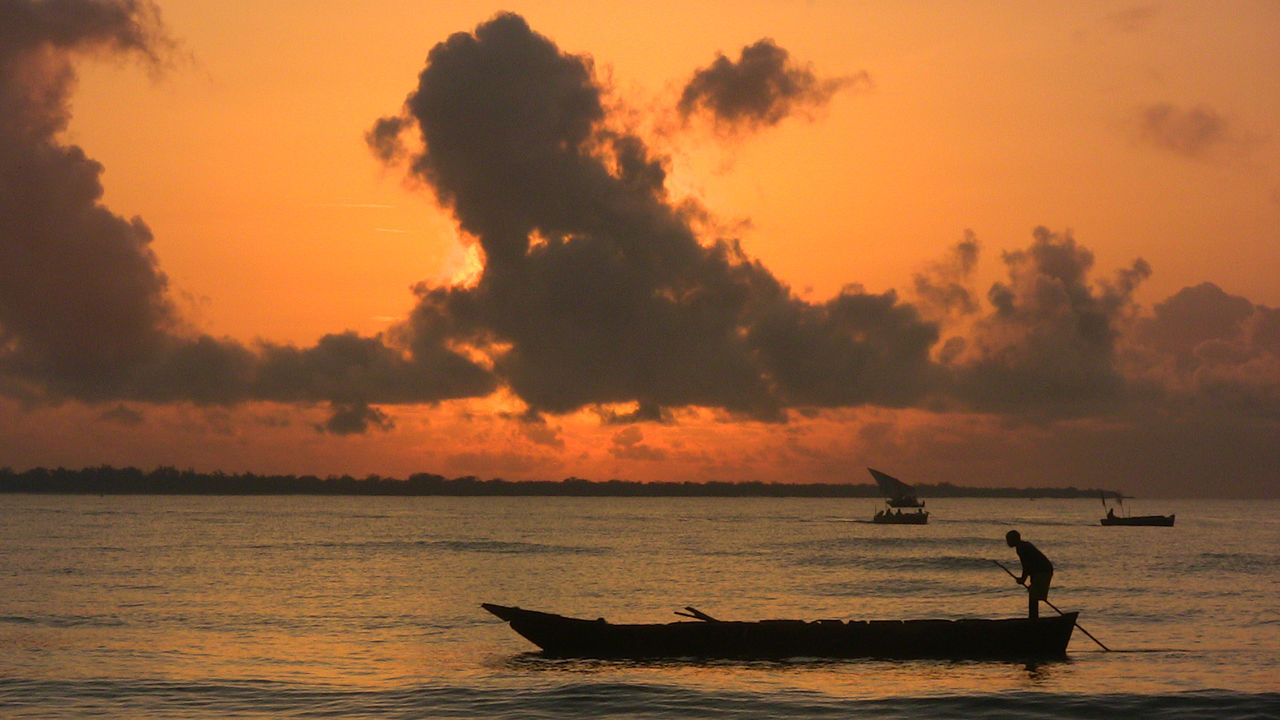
[1137,102,1232,159]
[947,227,1152,414]
[677,39,865,132]
[372,13,938,420]
[0,0,496,433]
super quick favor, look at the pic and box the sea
[1,495,1277,719]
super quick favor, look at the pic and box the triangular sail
[868,468,917,503]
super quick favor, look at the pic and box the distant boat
[482,603,1076,660]
[1101,509,1175,526]
[1099,491,1175,526]
[868,468,924,508]
[873,508,929,524]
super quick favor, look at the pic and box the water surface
[2,495,1277,718]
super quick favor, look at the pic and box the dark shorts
[1029,572,1052,601]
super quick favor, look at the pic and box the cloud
[0,1,497,432]
[367,12,1277,432]
[1132,283,1280,417]
[677,38,867,132]
[364,115,409,164]
[0,0,177,396]
[99,403,144,426]
[611,425,666,461]
[1135,102,1248,160]
[946,227,1152,415]
[911,230,982,320]
[323,401,393,435]
[372,13,938,421]
[1136,282,1255,363]
[746,286,939,410]
[518,416,565,449]
[252,331,493,407]
[4,7,1275,456]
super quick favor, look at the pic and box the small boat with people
[482,603,1077,660]
[868,468,929,523]
[1099,491,1174,526]
[873,507,929,524]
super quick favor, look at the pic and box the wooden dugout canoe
[482,603,1077,660]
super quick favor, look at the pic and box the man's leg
[1028,572,1051,620]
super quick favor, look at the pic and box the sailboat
[868,468,929,524]
[1099,491,1174,526]
[868,468,925,507]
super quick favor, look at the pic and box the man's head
[1005,530,1021,547]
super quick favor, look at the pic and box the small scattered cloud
[365,116,410,163]
[1135,102,1254,161]
[677,38,869,134]
[518,416,565,448]
[322,402,393,435]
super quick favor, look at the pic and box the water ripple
[0,679,1276,720]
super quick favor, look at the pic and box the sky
[1,0,1277,497]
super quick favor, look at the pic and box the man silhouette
[1005,530,1053,619]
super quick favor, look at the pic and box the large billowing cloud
[0,0,494,430]
[371,13,935,420]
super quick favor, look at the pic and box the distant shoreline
[0,465,1120,498]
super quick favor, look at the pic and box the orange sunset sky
[1,0,1277,496]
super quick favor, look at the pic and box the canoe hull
[482,604,1076,660]
[1100,514,1175,526]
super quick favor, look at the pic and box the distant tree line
[0,465,1117,498]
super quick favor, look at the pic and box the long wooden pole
[993,560,1111,651]
[674,606,719,622]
